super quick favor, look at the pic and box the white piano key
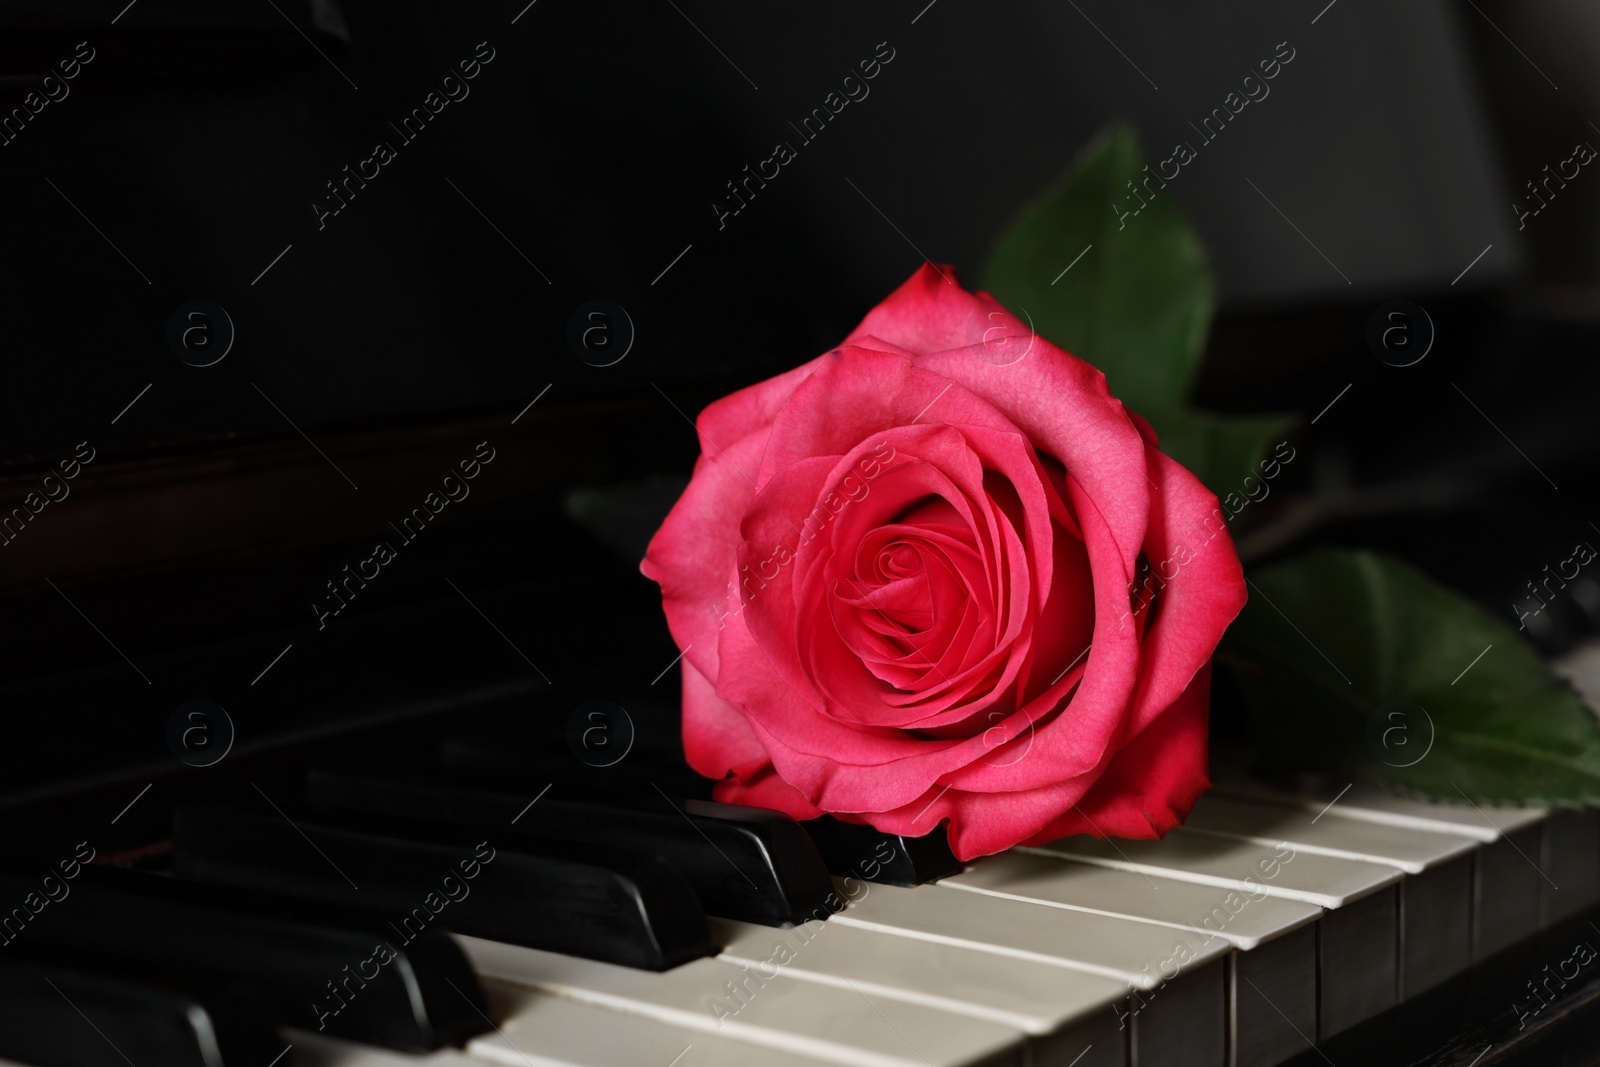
[943,852,1319,1067]
[1397,855,1473,998]
[1029,829,1403,909]
[456,933,1025,1067]
[830,879,1230,990]
[712,916,1125,1067]
[1178,794,1481,1004]
[469,982,848,1067]
[1539,808,1600,926]
[1229,924,1318,1067]
[1027,828,1403,1041]
[1318,887,1399,1038]
[291,986,853,1067]
[828,881,1228,1067]
[287,1032,484,1067]
[1474,824,1544,960]
[1206,770,1558,964]
[1180,796,1479,874]
[1208,747,1547,842]
[943,851,1320,950]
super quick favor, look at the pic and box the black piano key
[174,804,714,971]
[0,957,281,1067]
[306,769,837,926]
[440,735,714,799]
[803,815,962,887]
[0,867,487,1051]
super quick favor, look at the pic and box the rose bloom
[643,265,1246,860]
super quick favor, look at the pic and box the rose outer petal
[642,431,769,687]
[1022,662,1215,843]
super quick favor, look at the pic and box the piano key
[1316,886,1399,1038]
[0,957,282,1067]
[1539,808,1600,926]
[828,880,1227,1067]
[471,982,863,1067]
[1207,747,1548,842]
[458,933,1028,1067]
[943,852,1319,1067]
[1030,831,1401,1040]
[711,915,1126,1067]
[305,770,836,926]
[1179,796,1479,875]
[1029,829,1403,909]
[441,736,713,800]
[1395,855,1473,998]
[1227,924,1318,1067]
[1204,754,1556,967]
[0,868,488,1051]
[802,815,963,886]
[291,986,849,1067]
[175,804,714,970]
[1474,824,1544,960]
[1179,794,1481,1001]
[292,1032,489,1067]
[943,852,1321,951]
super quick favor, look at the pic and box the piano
[7,1,1600,1066]
[3,651,1600,1067]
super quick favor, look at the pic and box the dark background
[1,0,1599,818]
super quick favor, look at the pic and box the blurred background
[1,0,1598,833]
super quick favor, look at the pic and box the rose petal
[1023,662,1214,841]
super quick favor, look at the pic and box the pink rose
[642,265,1246,860]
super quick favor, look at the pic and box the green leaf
[981,124,1212,415]
[1225,549,1600,805]
[980,124,1294,501]
[1152,409,1296,506]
